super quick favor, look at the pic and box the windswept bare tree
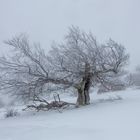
[0,26,129,106]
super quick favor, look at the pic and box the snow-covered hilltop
[0,89,140,140]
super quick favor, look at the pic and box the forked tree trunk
[76,63,91,106]
[76,89,90,106]
[76,76,91,106]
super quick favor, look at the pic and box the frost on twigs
[23,94,75,112]
[5,108,19,118]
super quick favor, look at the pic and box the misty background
[0,0,140,71]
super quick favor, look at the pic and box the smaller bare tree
[125,65,140,88]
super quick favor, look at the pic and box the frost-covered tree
[126,65,140,88]
[0,26,129,106]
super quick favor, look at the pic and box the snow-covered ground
[0,89,140,140]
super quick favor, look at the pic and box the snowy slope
[0,89,140,140]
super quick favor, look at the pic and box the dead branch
[23,94,75,112]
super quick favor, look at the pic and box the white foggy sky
[0,0,140,71]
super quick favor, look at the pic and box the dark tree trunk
[76,63,91,106]
[76,74,91,106]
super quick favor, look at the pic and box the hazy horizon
[0,0,140,71]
